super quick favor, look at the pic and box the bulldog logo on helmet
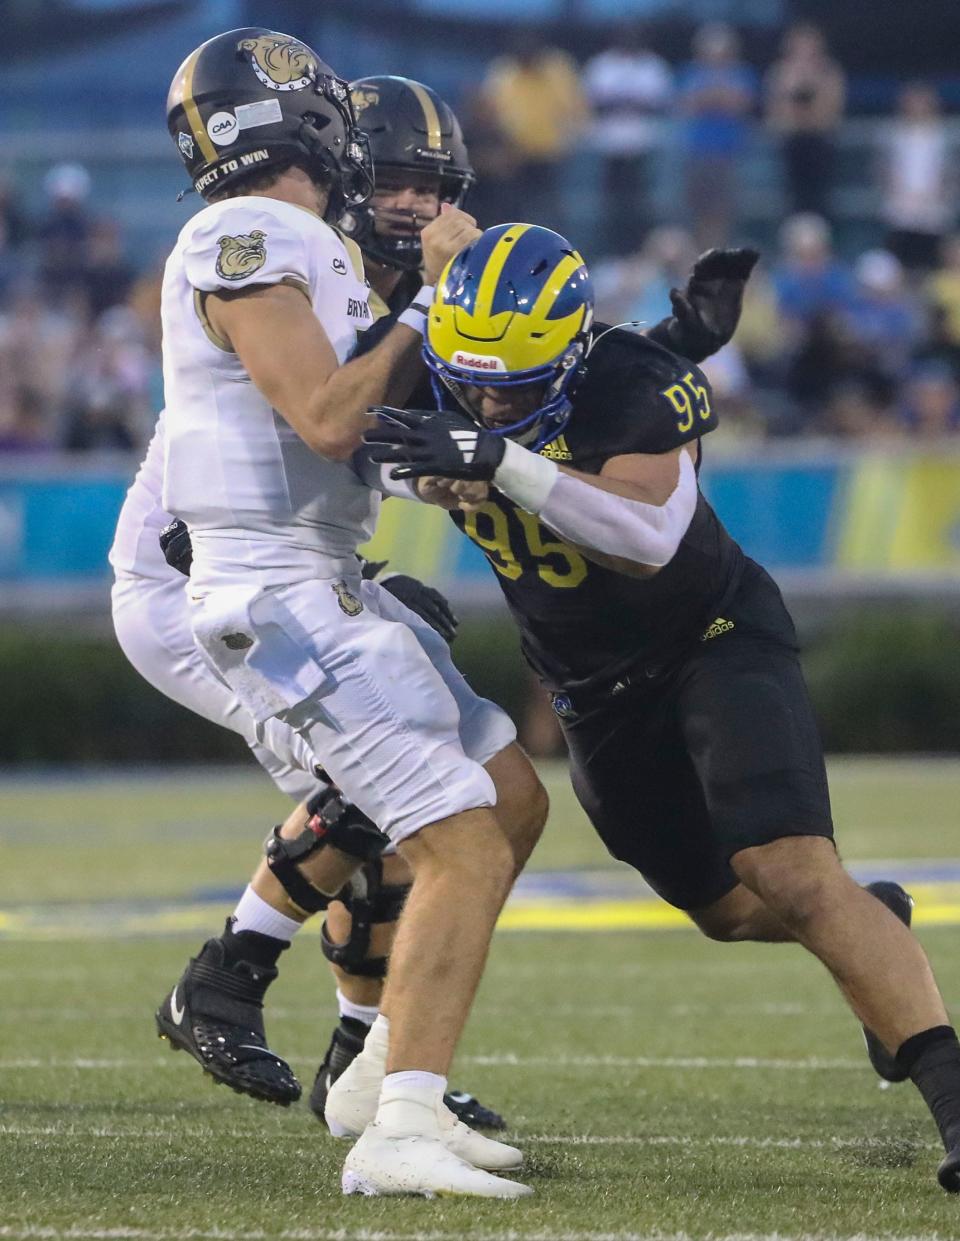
[237,34,317,92]
[215,230,267,281]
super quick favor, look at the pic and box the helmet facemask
[425,329,590,452]
[340,76,475,271]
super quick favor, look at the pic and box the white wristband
[396,284,436,337]
[492,438,559,513]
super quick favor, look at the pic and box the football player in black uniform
[364,222,960,1193]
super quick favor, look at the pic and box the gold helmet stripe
[176,45,218,164]
[406,81,442,150]
[473,223,533,320]
[529,251,584,322]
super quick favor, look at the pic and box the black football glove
[364,406,506,482]
[667,247,760,361]
[158,517,193,577]
[358,555,459,643]
[381,574,459,644]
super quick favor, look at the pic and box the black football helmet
[166,28,374,219]
[340,75,474,271]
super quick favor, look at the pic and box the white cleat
[326,1063,522,1170]
[324,1045,385,1139]
[341,1123,533,1199]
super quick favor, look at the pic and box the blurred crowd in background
[2,17,960,455]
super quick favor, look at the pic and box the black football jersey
[448,327,746,692]
[354,268,436,406]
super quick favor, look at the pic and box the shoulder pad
[183,200,322,295]
[574,326,718,457]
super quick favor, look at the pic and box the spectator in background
[927,234,960,348]
[61,306,151,451]
[0,387,55,454]
[898,362,960,437]
[0,280,84,431]
[772,212,855,333]
[481,28,588,232]
[846,249,921,378]
[677,23,756,250]
[38,163,93,304]
[880,83,956,273]
[764,23,845,220]
[592,224,696,326]
[460,85,518,229]
[83,218,135,319]
[582,22,673,256]
[0,217,25,305]
[0,173,28,249]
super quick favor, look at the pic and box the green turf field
[2,757,960,1239]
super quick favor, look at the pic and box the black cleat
[443,1089,507,1131]
[155,923,300,1106]
[309,1017,368,1123]
[861,881,915,1083]
[939,1147,960,1193]
[308,1017,508,1130]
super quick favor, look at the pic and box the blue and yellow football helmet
[424,223,594,450]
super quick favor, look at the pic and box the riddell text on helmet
[452,351,506,371]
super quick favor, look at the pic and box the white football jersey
[108,411,170,581]
[161,195,379,589]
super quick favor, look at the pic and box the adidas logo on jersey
[539,435,572,461]
[701,617,735,642]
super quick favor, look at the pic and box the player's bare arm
[207,206,480,461]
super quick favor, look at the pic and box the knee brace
[264,786,389,915]
[320,856,411,978]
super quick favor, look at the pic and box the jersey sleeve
[183,204,312,295]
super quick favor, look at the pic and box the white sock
[336,989,379,1027]
[361,1012,390,1063]
[382,1070,447,1096]
[231,886,302,941]
[376,1071,448,1137]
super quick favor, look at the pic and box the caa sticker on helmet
[215,231,267,282]
[207,111,239,147]
[238,34,317,92]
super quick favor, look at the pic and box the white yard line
[0,1054,867,1072]
[459,1054,865,1070]
[0,1126,937,1153]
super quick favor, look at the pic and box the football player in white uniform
[152,28,546,1198]
[112,77,507,1132]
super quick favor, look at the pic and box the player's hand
[379,573,459,643]
[415,476,490,511]
[364,407,505,482]
[358,556,459,642]
[420,203,481,284]
[668,247,760,359]
[158,517,193,576]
